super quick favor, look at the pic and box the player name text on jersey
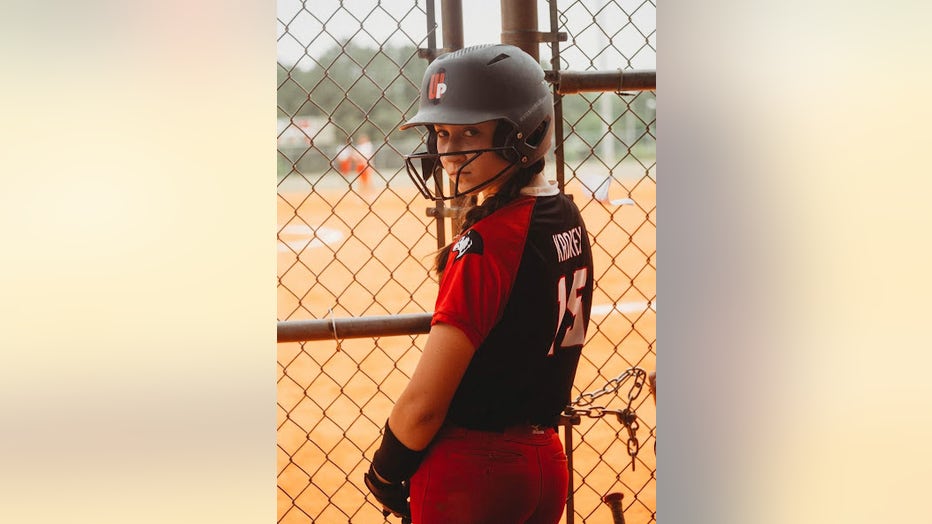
[552,226,584,263]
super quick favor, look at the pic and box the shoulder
[448,197,536,266]
[470,197,536,238]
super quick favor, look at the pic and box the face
[434,120,515,197]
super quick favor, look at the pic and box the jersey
[432,192,594,431]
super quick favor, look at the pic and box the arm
[388,322,476,450]
[364,322,476,517]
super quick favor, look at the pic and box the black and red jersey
[432,192,594,430]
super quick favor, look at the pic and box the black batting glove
[363,463,411,521]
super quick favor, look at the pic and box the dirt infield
[278,171,655,523]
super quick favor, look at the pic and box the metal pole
[500,0,539,60]
[550,69,656,94]
[547,0,566,192]
[424,0,447,249]
[561,414,581,524]
[440,0,467,235]
[277,313,433,343]
[595,0,616,165]
[565,421,574,524]
[441,0,464,51]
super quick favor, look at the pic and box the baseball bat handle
[602,492,626,524]
[648,370,656,404]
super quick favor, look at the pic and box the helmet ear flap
[493,121,520,163]
[426,128,438,154]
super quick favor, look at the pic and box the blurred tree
[277,41,426,146]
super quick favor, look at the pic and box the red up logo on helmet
[428,69,447,103]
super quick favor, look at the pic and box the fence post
[440,0,468,234]
[500,0,540,60]
[562,413,581,524]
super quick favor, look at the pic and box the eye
[435,128,449,139]
[463,128,479,137]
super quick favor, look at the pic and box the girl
[365,44,594,524]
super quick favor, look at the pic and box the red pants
[410,425,569,524]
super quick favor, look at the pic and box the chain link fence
[277,1,655,522]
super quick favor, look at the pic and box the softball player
[365,44,594,524]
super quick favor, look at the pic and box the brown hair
[434,160,544,276]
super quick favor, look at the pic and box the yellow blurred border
[1,1,276,522]
[660,1,932,523]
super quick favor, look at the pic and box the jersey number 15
[548,267,588,356]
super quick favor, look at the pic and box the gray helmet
[401,44,554,200]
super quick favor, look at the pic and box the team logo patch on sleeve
[452,229,484,260]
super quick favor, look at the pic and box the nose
[442,156,465,177]
[443,151,467,166]
[438,139,466,158]
[439,143,467,170]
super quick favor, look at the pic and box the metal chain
[565,367,648,470]
[572,367,647,408]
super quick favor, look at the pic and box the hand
[363,464,411,521]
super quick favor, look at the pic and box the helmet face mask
[401,44,554,202]
[404,144,519,201]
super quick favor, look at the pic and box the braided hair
[434,159,544,276]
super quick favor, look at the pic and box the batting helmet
[401,44,554,201]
